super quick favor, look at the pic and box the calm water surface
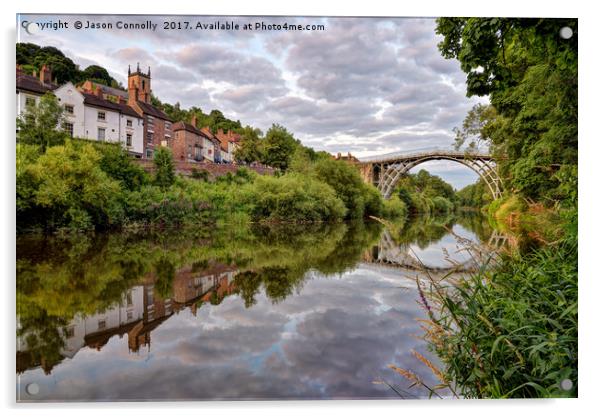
[16,214,494,401]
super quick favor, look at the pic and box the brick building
[215,128,241,163]
[125,63,173,159]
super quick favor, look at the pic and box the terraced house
[17,65,145,156]
[17,63,244,163]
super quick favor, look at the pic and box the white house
[52,83,144,156]
[16,65,57,120]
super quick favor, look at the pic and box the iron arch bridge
[357,150,502,199]
[364,229,507,274]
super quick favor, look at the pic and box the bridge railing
[358,148,492,163]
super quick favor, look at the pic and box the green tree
[95,143,148,191]
[153,147,176,189]
[453,104,498,152]
[436,18,577,203]
[234,126,263,163]
[17,92,67,151]
[81,65,113,86]
[312,158,378,219]
[260,124,299,171]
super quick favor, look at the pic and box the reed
[390,221,577,398]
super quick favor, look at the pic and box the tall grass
[389,217,577,398]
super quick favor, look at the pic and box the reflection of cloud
[18,267,443,401]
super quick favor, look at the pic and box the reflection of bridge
[364,229,507,273]
[356,150,502,199]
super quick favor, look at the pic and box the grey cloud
[20,14,487,187]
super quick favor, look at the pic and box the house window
[63,122,74,138]
[127,311,133,320]
[65,326,75,339]
[126,134,132,147]
[25,96,36,107]
[126,119,132,127]
[126,291,133,306]
[165,122,171,131]
[98,111,106,121]
[64,104,74,115]
[98,128,106,141]
[98,319,106,330]
[146,149,153,159]
[146,132,154,143]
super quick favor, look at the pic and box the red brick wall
[134,160,275,179]
[172,129,204,162]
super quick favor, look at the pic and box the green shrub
[432,196,454,213]
[190,168,210,182]
[241,173,347,222]
[18,142,122,231]
[382,196,408,219]
[153,147,176,189]
[312,158,378,219]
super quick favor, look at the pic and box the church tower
[127,63,151,104]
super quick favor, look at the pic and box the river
[16,213,496,401]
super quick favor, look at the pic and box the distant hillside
[17,42,122,88]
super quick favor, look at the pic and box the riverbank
[17,140,406,233]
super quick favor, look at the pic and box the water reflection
[17,214,495,401]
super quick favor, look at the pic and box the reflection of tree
[17,221,385,373]
[233,271,262,308]
[388,211,495,250]
[314,221,382,274]
[17,305,67,375]
[453,211,493,243]
[154,257,175,299]
[390,214,455,249]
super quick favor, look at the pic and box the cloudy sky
[18,14,488,188]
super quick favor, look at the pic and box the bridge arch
[359,151,502,200]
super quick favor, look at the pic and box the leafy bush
[94,143,148,190]
[190,168,210,182]
[153,147,176,189]
[241,173,347,222]
[382,196,408,219]
[312,158,381,219]
[18,142,122,231]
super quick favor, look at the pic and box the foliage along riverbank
[389,18,578,399]
[16,95,405,233]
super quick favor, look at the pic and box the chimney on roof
[191,115,198,127]
[95,85,103,98]
[337,152,342,159]
[40,65,52,84]
[118,96,127,105]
